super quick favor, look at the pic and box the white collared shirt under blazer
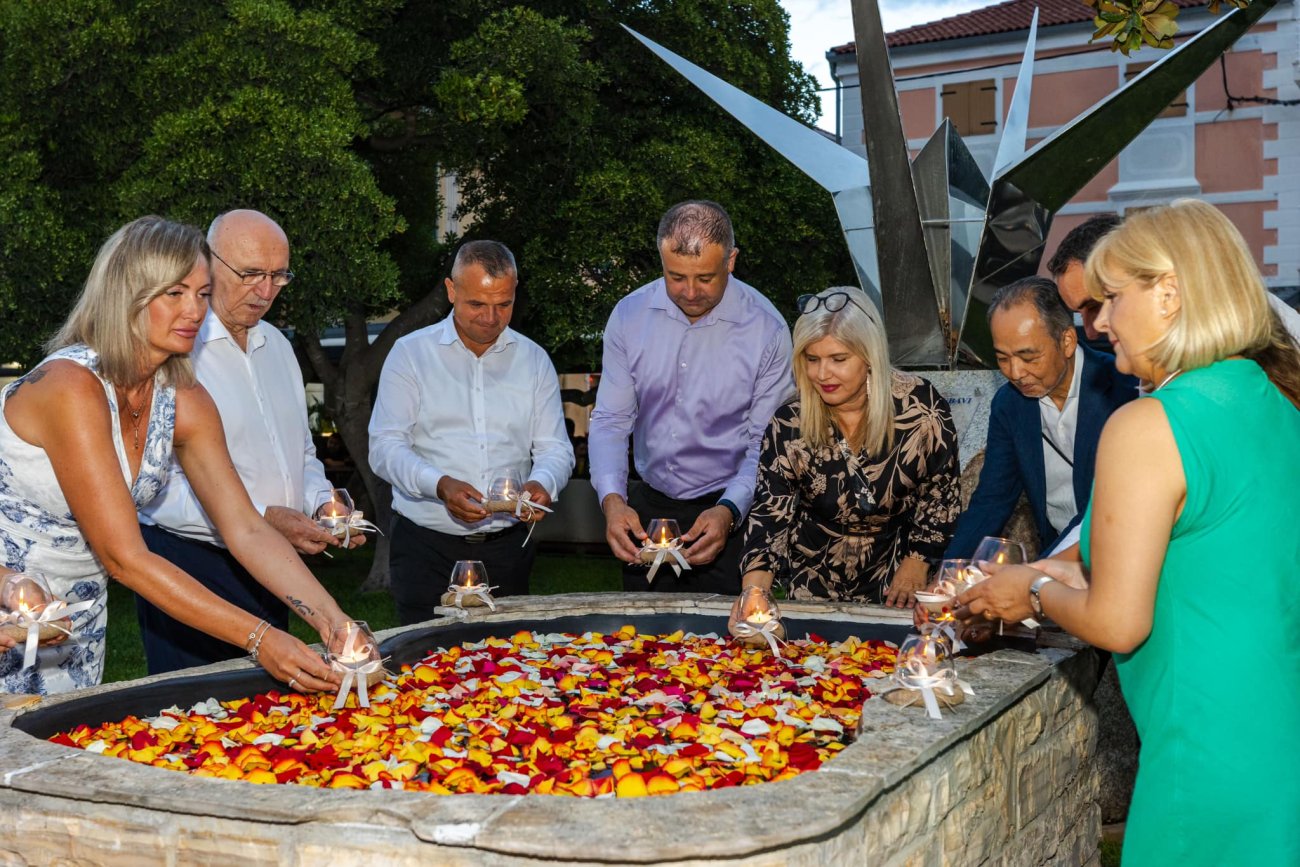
[140,315,331,546]
[368,316,575,536]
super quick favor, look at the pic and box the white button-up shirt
[368,316,574,535]
[1039,345,1083,536]
[141,315,330,546]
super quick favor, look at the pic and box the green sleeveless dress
[1080,359,1300,866]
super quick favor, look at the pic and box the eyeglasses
[797,291,869,316]
[210,250,295,287]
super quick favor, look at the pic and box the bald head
[207,209,291,347]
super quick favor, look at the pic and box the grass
[102,547,621,684]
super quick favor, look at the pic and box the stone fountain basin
[0,593,1101,866]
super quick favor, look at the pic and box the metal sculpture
[625,0,1278,367]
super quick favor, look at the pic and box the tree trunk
[299,289,450,593]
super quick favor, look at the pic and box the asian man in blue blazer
[947,276,1137,558]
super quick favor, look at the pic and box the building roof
[829,0,1208,52]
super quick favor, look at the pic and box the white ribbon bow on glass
[1,599,94,670]
[926,621,967,654]
[331,658,384,710]
[504,492,553,548]
[447,583,499,612]
[730,619,788,659]
[321,511,383,548]
[641,542,690,584]
[893,669,976,720]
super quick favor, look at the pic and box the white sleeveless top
[0,345,174,695]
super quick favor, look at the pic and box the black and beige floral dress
[740,372,960,603]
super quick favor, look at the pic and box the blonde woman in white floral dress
[0,216,348,696]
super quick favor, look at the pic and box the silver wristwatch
[1028,575,1055,618]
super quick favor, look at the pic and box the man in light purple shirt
[589,201,794,593]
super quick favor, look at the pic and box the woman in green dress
[957,199,1300,866]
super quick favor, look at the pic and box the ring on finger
[288,676,300,691]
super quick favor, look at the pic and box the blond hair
[793,287,895,455]
[1084,199,1271,373]
[47,216,208,388]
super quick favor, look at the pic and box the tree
[0,0,851,590]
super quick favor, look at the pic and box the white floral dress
[0,345,173,695]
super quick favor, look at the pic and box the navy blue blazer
[946,345,1137,557]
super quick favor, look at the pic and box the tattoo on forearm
[287,595,316,619]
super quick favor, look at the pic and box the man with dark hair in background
[947,276,1135,558]
[1046,213,1124,345]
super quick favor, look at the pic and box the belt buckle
[463,532,488,544]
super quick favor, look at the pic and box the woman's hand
[256,628,340,692]
[955,562,1040,624]
[1027,558,1089,590]
[884,557,929,608]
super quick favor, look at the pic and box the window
[940,79,998,137]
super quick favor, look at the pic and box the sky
[779,0,992,129]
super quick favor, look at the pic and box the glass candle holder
[894,632,957,691]
[1,572,53,618]
[449,560,488,589]
[645,518,681,548]
[485,470,524,511]
[971,537,1027,572]
[729,586,786,651]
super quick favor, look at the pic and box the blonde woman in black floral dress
[739,287,960,606]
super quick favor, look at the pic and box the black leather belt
[462,524,523,544]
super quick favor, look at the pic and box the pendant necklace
[119,379,153,450]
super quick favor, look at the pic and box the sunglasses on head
[797,291,870,316]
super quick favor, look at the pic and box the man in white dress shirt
[139,209,357,674]
[369,241,574,625]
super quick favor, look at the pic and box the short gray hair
[452,240,517,280]
[988,276,1074,342]
[656,201,734,257]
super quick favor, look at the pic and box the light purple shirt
[589,276,794,516]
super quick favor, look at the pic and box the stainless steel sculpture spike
[912,123,954,330]
[621,24,883,304]
[850,0,946,366]
[998,0,1279,208]
[992,9,1039,180]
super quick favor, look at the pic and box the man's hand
[681,505,732,567]
[602,494,646,563]
[884,556,929,608]
[521,481,552,523]
[437,476,489,524]
[265,506,336,555]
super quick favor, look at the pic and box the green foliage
[1087,0,1252,54]
[402,0,849,369]
[0,0,850,377]
[0,0,405,362]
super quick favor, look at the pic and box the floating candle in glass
[327,620,383,709]
[729,586,787,653]
[638,519,689,583]
[442,560,497,611]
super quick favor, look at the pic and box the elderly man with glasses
[138,209,362,675]
[589,200,794,594]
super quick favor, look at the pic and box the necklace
[1154,369,1182,391]
[118,379,153,450]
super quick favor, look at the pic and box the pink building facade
[828,0,1300,297]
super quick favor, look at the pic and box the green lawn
[102,547,621,684]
